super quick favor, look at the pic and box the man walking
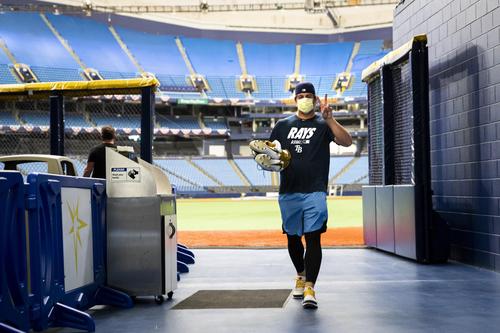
[269,82,352,309]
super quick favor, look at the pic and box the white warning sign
[110,167,141,183]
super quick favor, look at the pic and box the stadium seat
[155,158,217,188]
[0,13,80,70]
[47,14,137,73]
[301,42,354,75]
[115,27,190,76]
[191,159,244,186]
[21,112,50,127]
[0,64,18,84]
[335,156,369,184]
[203,118,229,130]
[328,156,354,181]
[30,66,83,82]
[181,38,241,76]
[0,111,19,126]
[91,113,141,129]
[244,42,295,76]
[234,158,273,186]
[156,116,201,130]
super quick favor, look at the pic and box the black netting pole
[140,86,154,163]
[49,94,64,156]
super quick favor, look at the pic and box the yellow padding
[0,77,159,93]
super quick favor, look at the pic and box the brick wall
[393,0,500,271]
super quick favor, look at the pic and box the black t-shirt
[87,143,116,179]
[270,114,334,194]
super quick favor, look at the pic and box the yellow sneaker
[292,276,306,299]
[302,286,318,309]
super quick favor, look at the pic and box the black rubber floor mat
[172,289,292,309]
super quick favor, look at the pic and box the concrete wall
[393,0,500,271]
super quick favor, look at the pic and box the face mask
[297,97,315,114]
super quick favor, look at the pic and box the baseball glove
[249,140,291,172]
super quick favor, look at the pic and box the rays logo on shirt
[287,127,317,140]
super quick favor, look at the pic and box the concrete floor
[54,249,500,333]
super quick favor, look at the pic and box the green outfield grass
[176,197,363,231]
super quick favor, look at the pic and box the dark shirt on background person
[83,126,116,179]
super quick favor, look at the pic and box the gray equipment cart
[105,148,177,304]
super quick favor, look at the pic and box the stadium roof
[4,0,398,34]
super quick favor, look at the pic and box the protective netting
[0,98,143,175]
[390,60,414,185]
[367,76,384,185]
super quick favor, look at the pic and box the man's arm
[318,95,352,147]
[83,161,94,177]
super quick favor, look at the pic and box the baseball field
[176,196,364,247]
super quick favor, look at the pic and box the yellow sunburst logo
[67,200,89,273]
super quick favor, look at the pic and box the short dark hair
[101,126,116,141]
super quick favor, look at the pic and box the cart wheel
[167,291,174,300]
[154,295,165,305]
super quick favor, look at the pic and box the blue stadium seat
[91,114,140,129]
[316,75,336,96]
[47,14,137,73]
[0,111,18,126]
[271,77,291,99]
[204,118,228,130]
[159,92,203,99]
[244,43,295,76]
[21,112,49,126]
[99,71,138,80]
[192,159,244,186]
[155,159,217,187]
[234,158,273,186]
[30,66,83,82]
[205,77,228,99]
[65,113,90,128]
[357,40,384,56]
[157,74,190,88]
[252,77,273,99]
[0,13,79,69]
[182,38,240,76]
[339,40,387,97]
[153,160,205,192]
[335,156,368,184]
[342,73,367,97]
[156,116,200,130]
[329,156,354,180]
[167,173,205,193]
[170,76,191,86]
[0,64,18,84]
[351,55,384,73]
[303,75,322,94]
[301,42,354,75]
[115,27,189,76]
[205,76,246,99]
[219,76,246,99]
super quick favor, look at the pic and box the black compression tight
[287,231,322,284]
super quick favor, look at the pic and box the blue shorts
[278,192,328,236]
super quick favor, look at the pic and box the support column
[49,94,64,156]
[140,86,154,163]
